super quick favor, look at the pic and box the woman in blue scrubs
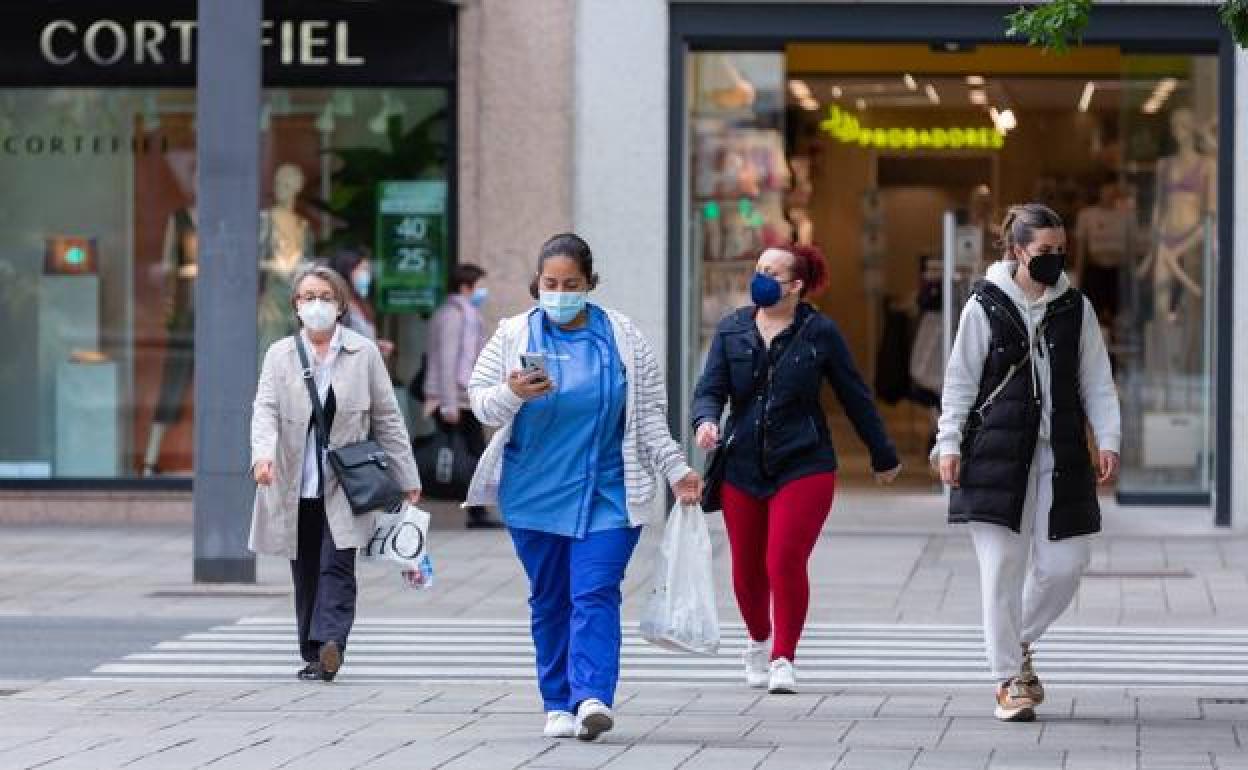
[466,233,702,742]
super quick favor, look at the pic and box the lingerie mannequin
[142,205,198,476]
[257,163,314,357]
[1138,107,1216,385]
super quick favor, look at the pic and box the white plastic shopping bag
[362,503,435,589]
[640,502,720,655]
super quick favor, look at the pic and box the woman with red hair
[692,244,901,693]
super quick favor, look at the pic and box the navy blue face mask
[750,272,784,308]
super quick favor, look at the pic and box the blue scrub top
[499,305,631,538]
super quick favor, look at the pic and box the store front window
[0,1,455,484]
[681,43,1221,501]
[1116,56,1219,499]
[0,88,196,480]
[254,86,450,385]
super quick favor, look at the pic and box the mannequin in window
[1074,181,1131,325]
[142,204,198,476]
[257,163,314,357]
[1137,107,1216,380]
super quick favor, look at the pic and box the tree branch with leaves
[1006,0,1248,53]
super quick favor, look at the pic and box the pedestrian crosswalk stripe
[73,618,1248,688]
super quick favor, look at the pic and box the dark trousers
[291,498,358,663]
[448,410,490,521]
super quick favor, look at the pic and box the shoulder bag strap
[294,335,330,451]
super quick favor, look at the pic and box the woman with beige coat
[250,264,421,682]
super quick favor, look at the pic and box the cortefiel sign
[0,0,455,86]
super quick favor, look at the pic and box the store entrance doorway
[685,42,1220,498]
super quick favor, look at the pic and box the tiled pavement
[6,490,1248,768]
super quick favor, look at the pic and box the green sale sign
[375,180,447,314]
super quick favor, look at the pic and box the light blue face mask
[539,290,588,325]
[470,286,489,307]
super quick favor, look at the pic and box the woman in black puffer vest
[934,204,1120,724]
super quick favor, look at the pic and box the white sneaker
[543,711,577,738]
[575,698,614,741]
[768,658,797,694]
[744,638,770,688]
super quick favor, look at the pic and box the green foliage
[1008,0,1248,53]
[1005,0,1093,55]
[1221,0,1248,48]
[310,109,449,254]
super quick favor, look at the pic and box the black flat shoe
[319,641,342,682]
[465,518,504,529]
[296,663,323,681]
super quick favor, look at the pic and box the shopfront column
[194,0,261,583]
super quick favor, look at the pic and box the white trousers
[969,439,1091,681]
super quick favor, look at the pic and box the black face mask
[1025,250,1065,287]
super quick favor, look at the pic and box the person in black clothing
[692,244,901,695]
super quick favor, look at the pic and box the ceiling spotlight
[1078,81,1096,113]
[925,84,940,104]
[856,98,868,111]
[969,89,987,106]
[788,79,813,100]
[991,108,1017,133]
[800,97,819,112]
[903,74,918,91]
[830,85,843,99]
[966,75,986,86]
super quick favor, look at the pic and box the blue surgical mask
[352,272,371,299]
[749,272,783,308]
[540,290,587,325]
[470,286,489,307]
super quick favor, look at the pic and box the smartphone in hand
[520,352,549,382]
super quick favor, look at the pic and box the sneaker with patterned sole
[994,679,1037,722]
[1018,643,1045,704]
[744,638,770,689]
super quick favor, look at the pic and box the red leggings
[721,473,837,661]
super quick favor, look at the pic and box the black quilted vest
[949,281,1100,540]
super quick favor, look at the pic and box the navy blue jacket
[692,303,899,498]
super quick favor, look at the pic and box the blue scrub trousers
[509,525,641,712]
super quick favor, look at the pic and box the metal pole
[940,211,956,497]
[941,211,957,372]
[194,0,261,583]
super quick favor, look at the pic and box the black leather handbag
[700,431,733,513]
[296,337,404,516]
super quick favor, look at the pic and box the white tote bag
[363,503,430,569]
[640,503,720,655]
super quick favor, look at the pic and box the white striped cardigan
[464,306,692,526]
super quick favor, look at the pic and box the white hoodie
[935,260,1121,459]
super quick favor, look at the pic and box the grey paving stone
[745,719,853,746]
[599,744,702,770]
[1135,696,1203,720]
[1038,721,1138,748]
[526,740,629,768]
[1062,749,1140,770]
[985,750,1066,770]
[436,739,556,770]
[744,694,826,719]
[911,748,992,770]
[646,715,761,744]
[879,696,951,718]
[1212,753,1248,770]
[1073,694,1137,720]
[834,747,919,769]
[1137,752,1215,769]
[939,717,1042,748]
[1138,721,1236,751]
[756,746,845,769]
[841,717,949,748]
[811,695,887,719]
[679,746,774,770]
